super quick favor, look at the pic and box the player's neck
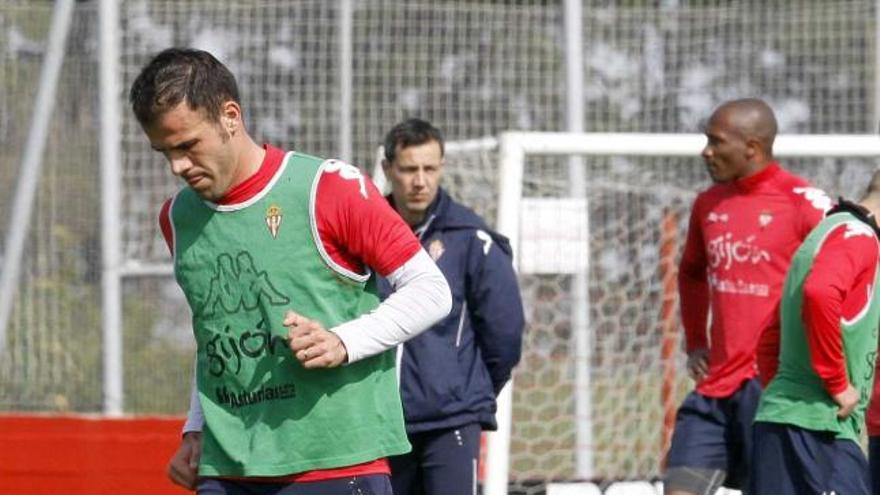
[743,158,773,178]
[229,136,267,190]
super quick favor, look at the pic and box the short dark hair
[383,118,445,163]
[129,47,240,127]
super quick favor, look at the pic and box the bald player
[665,98,830,495]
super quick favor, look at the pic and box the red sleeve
[802,223,879,396]
[159,198,174,256]
[678,196,710,352]
[314,163,421,277]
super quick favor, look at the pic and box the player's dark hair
[828,197,880,236]
[383,118,445,163]
[130,47,240,127]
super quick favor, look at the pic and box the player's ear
[220,101,241,131]
[381,159,392,178]
[745,138,761,161]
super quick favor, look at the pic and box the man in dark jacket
[379,118,525,495]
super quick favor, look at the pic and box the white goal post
[496,131,880,242]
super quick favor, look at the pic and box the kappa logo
[793,186,832,212]
[758,210,773,228]
[844,221,874,239]
[202,252,290,316]
[476,230,493,255]
[324,159,368,199]
[265,204,283,239]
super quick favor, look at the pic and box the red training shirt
[678,163,827,397]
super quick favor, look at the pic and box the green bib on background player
[170,152,409,476]
[756,211,880,441]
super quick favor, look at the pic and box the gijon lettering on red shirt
[707,232,771,271]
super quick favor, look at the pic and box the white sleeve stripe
[182,357,204,433]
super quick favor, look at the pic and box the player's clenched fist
[284,310,348,368]
[167,431,201,490]
[686,348,709,381]
[833,383,860,419]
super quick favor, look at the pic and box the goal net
[377,132,880,495]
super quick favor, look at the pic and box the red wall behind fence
[0,414,187,495]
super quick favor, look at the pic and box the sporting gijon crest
[759,210,773,228]
[266,204,283,238]
[429,238,445,261]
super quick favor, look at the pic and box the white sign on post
[518,197,589,275]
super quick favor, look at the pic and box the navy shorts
[665,378,761,489]
[750,422,869,495]
[389,423,482,495]
[869,436,880,495]
[197,475,393,495]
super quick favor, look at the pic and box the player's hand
[686,348,710,382]
[167,431,201,491]
[832,383,859,418]
[285,310,348,368]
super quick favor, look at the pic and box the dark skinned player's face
[701,109,754,184]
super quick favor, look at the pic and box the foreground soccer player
[665,98,829,495]
[751,172,880,495]
[379,119,525,495]
[130,47,451,494]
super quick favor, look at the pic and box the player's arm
[159,199,203,435]
[288,163,451,367]
[467,230,525,395]
[167,364,202,489]
[328,169,451,364]
[677,197,710,379]
[182,364,204,433]
[158,198,203,489]
[328,249,451,362]
[802,224,877,417]
[158,198,174,254]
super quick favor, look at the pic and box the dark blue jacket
[380,188,525,433]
